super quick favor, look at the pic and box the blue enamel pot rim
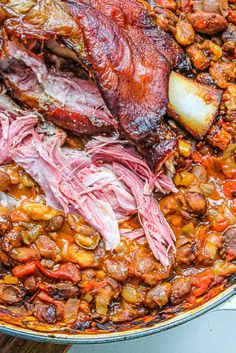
[0,284,235,345]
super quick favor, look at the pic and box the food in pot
[0,0,235,335]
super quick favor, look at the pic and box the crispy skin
[82,0,189,70]
[65,0,170,142]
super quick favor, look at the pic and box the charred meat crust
[80,0,189,71]
[65,0,170,142]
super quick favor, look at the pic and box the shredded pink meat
[87,137,177,194]
[0,115,120,249]
[113,163,175,266]
[79,164,137,219]
[0,114,176,265]
[88,138,176,265]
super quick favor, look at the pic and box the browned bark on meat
[148,139,177,170]
[0,42,117,136]
[2,0,188,71]
[65,0,170,142]
[46,107,116,136]
[1,0,179,162]
[81,0,189,70]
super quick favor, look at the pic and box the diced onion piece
[168,72,222,138]
[174,171,195,186]
[213,260,236,276]
[121,285,139,304]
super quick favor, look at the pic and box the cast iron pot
[0,284,235,344]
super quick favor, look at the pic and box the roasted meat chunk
[81,0,189,70]
[0,39,117,135]
[65,0,170,142]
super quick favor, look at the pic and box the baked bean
[175,20,195,46]
[201,39,223,61]
[34,303,58,324]
[222,41,236,56]
[0,284,25,304]
[35,235,60,260]
[2,227,22,252]
[145,283,172,308]
[46,215,65,232]
[171,278,192,304]
[154,6,178,32]
[188,12,228,34]
[0,171,11,191]
[176,243,196,265]
[121,285,144,305]
[184,192,207,216]
[0,214,12,235]
[24,275,37,292]
[186,43,210,70]
[222,227,236,261]
[103,259,128,282]
[195,72,216,87]
[222,24,236,42]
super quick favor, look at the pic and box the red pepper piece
[191,269,215,297]
[35,260,81,284]
[12,262,37,278]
